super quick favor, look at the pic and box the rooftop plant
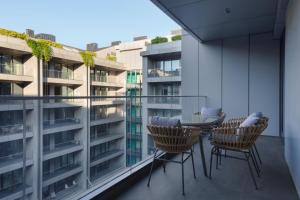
[37,39,63,49]
[171,35,182,41]
[80,51,96,67]
[26,39,53,62]
[151,36,168,44]
[0,28,28,40]
[106,54,117,62]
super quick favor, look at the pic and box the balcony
[0,98,34,111]
[0,66,33,83]
[43,97,83,108]
[43,118,80,130]
[43,69,83,86]
[0,183,33,200]
[90,150,123,167]
[147,96,181,110]
[0,152,33,174]
[0,124,32,142]
[91,75,123,88]
[0,84,297,200]
[90,112,124,126]
[42,163,82,187]
[117,137,299,200]
[43,141,83,161]
[90,133,123,147]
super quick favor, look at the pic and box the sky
[0,0,180,49]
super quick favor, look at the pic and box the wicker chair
[147,125,200,195]
[226,117,269,165]
[209,117,268,189]
[193,112,226,134]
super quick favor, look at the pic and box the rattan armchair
[147,125,200,195]
[225,117,269,165]
[209,118,268,189]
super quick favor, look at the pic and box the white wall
[284,0,300,196]
[182,32,280,136]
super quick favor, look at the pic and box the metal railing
[43,162,81,180]
[43,140,80,153]
[43,118,81,129]
[44,69,74,80]
[0,124,31,136]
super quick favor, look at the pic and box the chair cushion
[239,116,259,128]
[150,116,181,127]
[201,107,222,118]
[249,112,263,118]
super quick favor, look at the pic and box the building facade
[97,38,149,166]
[141,40,182,155]
[0,33,126,200]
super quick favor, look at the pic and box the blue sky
[0,0,179,49]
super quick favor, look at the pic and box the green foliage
[106,54,117,62]
[80,51,96,67]
[171,35,182,41]
[0,28,28,40]
[38,39,63,49]
[26,39,53,62]
[151,36,168,44]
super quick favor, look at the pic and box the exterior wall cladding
[0,34,126,200]
[0,31,181,199]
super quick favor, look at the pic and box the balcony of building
[0,183,33,200]
[42,163,82,187]
[0,53,33,83]
[0,124,32,142]
[91,74,123,88]
[43,118,82,133]
[0,152,33,174]
[43,140,82,161]
[90,149,123,168]
[43,59,83,86]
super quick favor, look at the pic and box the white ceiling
[151,0,286,41]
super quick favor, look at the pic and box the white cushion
[239,116,259,128]
[201,107,222,118]
[249,112,263,118]
[150,116,181,127]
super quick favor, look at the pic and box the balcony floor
[117,136,299,200]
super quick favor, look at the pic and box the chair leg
[219,149,222,165]
[162,154,166,173]
[254,144,262,164]
[216,147,219,170]
[147,149,158,187]
[191,149,196,179]
[209,147,214,179]
[249,149,260,177]
[181,152,185,196]
[245,152,258,190]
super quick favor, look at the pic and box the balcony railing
[44,69,74,80]
[0,65,23,76]
[43,162,81,180]
[43,140,81,153]
[0,124,31,136]
[0,95,206,200]
[148,68,181,78]
[148,96,180,104]
[43,118,81,129]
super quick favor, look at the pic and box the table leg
[199,135,208,177]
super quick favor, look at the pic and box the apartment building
[141,39,182,155]
[96,37,148,166]
[0,32,126,200]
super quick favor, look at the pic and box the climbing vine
[80,51,96,67]
[26,39,53,62]
[106,54,117,62]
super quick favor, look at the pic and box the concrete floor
[116,136,299,200]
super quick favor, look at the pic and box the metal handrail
[0,95,207,100]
